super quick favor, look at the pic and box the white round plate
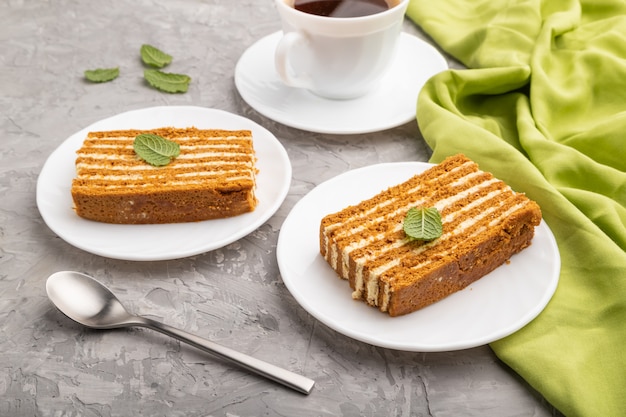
[235,31,448,134]
[37,106,292,261]
[277,162,560,351]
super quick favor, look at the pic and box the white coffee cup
[274,0,409,100]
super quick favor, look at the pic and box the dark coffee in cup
[294,0,394,18]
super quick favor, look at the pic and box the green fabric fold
[406,1,626,416]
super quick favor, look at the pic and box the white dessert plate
[277,162,560,352]
[234,31,448,134]
[37,106,292,261]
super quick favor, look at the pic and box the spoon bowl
[46,271,315,394]
[47,271,137,329]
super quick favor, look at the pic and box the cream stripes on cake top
[73,129,256,192]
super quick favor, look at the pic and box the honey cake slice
[71,127,257,224]
[319,154,542,317]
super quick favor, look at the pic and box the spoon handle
[136,316,315,395]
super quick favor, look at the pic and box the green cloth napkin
[406,1,626,416]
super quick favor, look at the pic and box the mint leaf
[84,67,119,83]
[140,44,173,68]
[403,207,443,241]
[133,133,181,166]
[143,69,191,93]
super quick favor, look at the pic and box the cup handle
[274,31,314,90]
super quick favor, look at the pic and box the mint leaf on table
[143,69,191,93]
[133,133,181,166]
[403,207,443,241]
[140,44,173,68]
[84,67,119,83]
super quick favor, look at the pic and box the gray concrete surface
[0,1,563,416]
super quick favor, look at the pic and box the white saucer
[234,31,448,134]
[36,106,292,261]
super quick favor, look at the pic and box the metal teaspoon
[45,271,315,395]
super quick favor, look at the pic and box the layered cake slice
[71,127,257,224]
[319,154,542,317]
